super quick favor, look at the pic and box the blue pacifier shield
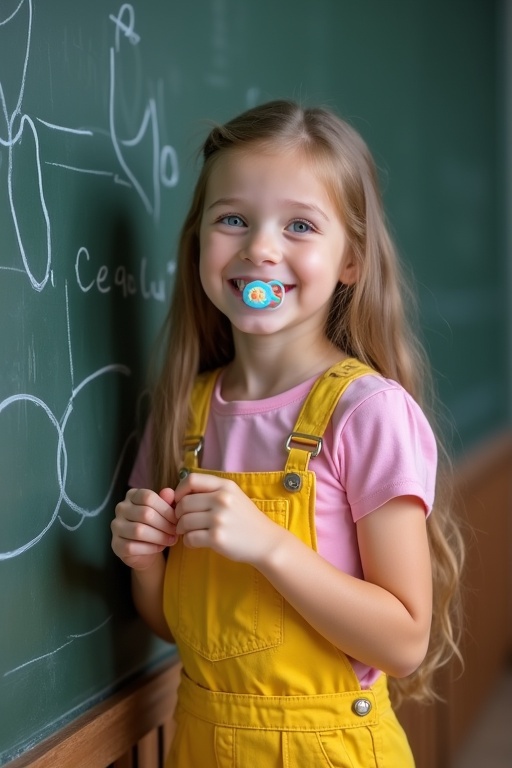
[242,280,285,310]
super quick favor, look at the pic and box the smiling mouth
[229,279,293,293]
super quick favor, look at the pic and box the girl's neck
[221,330,347,401]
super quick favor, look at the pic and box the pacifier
[242,280,285,310]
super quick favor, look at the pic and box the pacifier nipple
[242,280,285,310]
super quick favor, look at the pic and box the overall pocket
[175,498,288,661]
[316,727,377,768]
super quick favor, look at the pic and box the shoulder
[336,374,434,442]
[331,374,438,519]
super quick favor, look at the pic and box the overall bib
[163,358,415,767]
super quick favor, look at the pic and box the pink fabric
[129,371,437,686]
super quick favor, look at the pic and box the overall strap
[285,358,376,474]
[181,358,377,473]
[182,368,222,470]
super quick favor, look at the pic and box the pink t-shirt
[129,371,437,686]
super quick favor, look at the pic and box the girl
[111,100,463,767]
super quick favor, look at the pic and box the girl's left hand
[173,472,284,565]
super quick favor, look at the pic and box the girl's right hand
[111,487,177,571]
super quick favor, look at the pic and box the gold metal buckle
[182,435,204,457]
[285,432,323,458]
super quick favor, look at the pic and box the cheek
[198,239,225,303]
[198,233,214,279]
[198,257,214,300]
[199,232,224,269]
[198,238,211,292]
[296,248,341,284]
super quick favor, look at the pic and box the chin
[232,318,283,336]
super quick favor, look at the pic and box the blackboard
[0,0,506,763]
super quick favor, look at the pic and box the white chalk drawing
[0,0,262,688]
[0,0,51,290]
[3,615,113,678]
[0,0,179,294]
[0,2,180,682]
[0,0,176,557]
[109,5,180,220]
[0,280,133,561]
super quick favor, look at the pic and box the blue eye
[288,220,313,234]
[221,215,245,227]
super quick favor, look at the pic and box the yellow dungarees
[163,359,415,767]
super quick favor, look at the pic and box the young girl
[111,100,463,767]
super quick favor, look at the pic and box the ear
[339,251,359,286]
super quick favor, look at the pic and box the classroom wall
[507,0,512,420]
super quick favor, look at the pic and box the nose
[240,228,281,265]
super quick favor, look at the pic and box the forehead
[204,146,334,203]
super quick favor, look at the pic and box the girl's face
[198,147,357,344]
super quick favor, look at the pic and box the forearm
[257,530,430,678]
[172,475,431,676]
[131,553,174,643]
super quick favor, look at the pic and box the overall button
[283,473,302,492]
[178,468,190,481]
[352,698,372,717]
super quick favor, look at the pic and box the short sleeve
[338,387,437,521]
[128,420,152,489]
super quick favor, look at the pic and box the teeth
[232,279,288,292]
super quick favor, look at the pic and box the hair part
[150,99,464,704]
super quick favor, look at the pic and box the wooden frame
[398,429,512,768]
[5,662,181,768]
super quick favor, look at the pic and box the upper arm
[356,496,432,632]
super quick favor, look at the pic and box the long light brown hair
[151,100,464,703]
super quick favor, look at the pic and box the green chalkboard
[0,0,506,763]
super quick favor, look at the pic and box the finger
[174,472,230,503]
[130,487,174,518]
[113,536,168,559]
[159,487,178,524]
[174,491,215,520]
[115,499,177,538]
[125,488,176,530]
[176,512,211,536]
[112,536,173,570]
[182,529,212,549]
[159,487,175,507]
[112,515,176,547]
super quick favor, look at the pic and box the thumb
[159,487,178,535]
[159,487,175,507]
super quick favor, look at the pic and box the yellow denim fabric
[163,358,415,767]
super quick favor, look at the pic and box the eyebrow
[206,197,330,222]
[206,197,244,211]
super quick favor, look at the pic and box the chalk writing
[0,279,133,561]
[0,0,179,291]
[0,0,52,290]
[0,2,181,694]
[75,247,175,302]
[108,4,179,222]
[4,615,113,678]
